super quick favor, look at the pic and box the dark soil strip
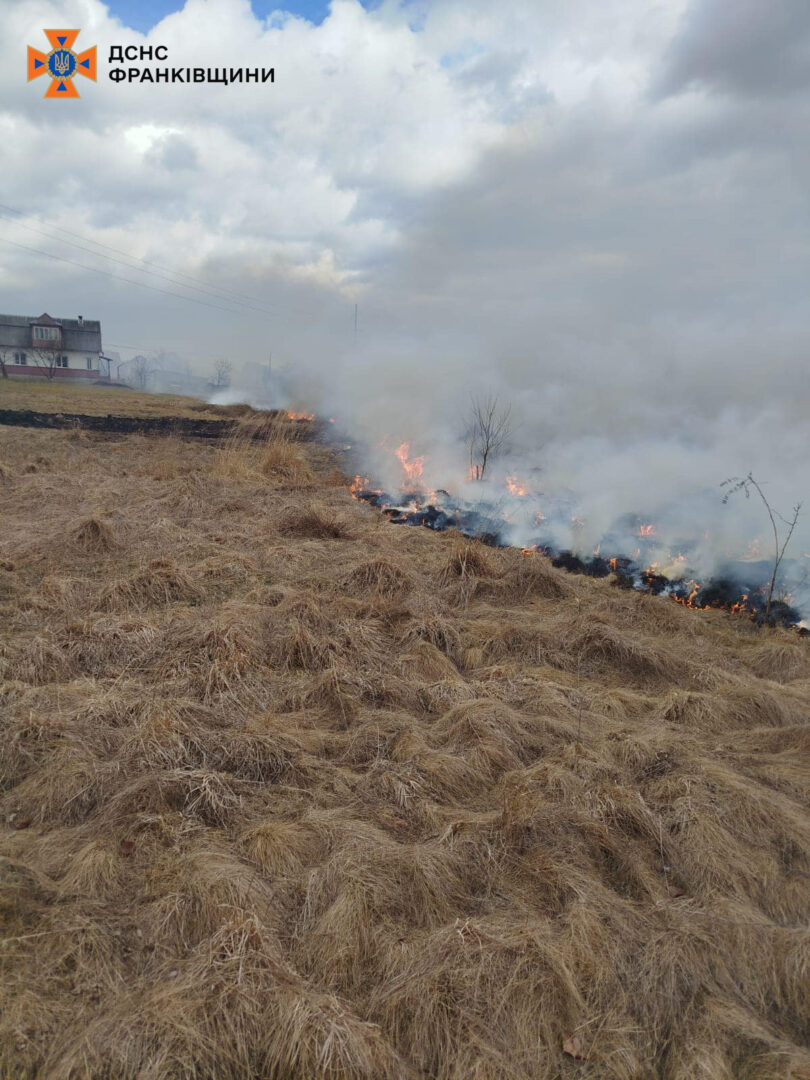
[0,409,314,440]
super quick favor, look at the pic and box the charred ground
[0,399,809,1079]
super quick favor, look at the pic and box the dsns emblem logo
[28,30,97,98]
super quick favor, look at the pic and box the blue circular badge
[48,49,76,79]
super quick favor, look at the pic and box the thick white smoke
[245,328,810,620]
[176,0,809,619]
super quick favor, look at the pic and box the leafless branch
[722,472,802,620]
[212,358,232,389]
[464,393,513,481]
[130,355,157,390]
[30,347,61,380]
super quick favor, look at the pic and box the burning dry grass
[0,418,809,1079]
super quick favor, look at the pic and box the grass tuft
[261,441,315,486]
[99,558,201,611]
[73,515,116,553]
[0,403,809,1080]
[345,558,412,598]
[279,502,354,540]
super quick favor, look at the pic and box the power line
[0,202,364,333]
[0,201,278,312]
[0,208,284,317]
[104,340,162,351]
[104,340,230,364]
[0,235,263,318]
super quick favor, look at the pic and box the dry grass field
[0,377,230,420]
[1,409,809,1079]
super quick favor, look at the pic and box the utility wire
[0,236,262,318]
[0,202,360,329]
[0,209,284,317]
[104,340,234,364]
[0,201,277,311]
[105,340,164,351]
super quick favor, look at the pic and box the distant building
[0,312,103,380]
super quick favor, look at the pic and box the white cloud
[1,0,507,322]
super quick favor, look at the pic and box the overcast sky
[2,0,810,572]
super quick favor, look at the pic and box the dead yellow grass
[260,440,315,485]
[0,420,808,1079]
[210,418,315,490]
[0,375,222,419]
[72,515,116,553]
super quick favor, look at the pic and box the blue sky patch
[104,0,378,33]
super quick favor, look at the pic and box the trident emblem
[28,30,97,99]
[53,52,71,76]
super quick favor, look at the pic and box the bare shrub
[722,472,802,621]
[463,393,513,481]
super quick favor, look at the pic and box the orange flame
[672,580,701,609]
[287,410,314,421]
[394,442,425,487]
[506,476,528,497]
[637,523,655,537]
